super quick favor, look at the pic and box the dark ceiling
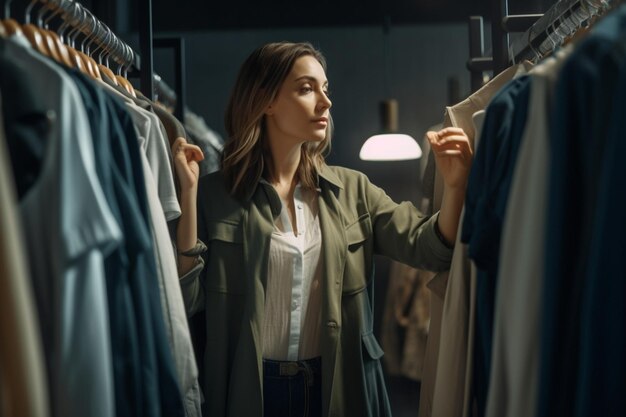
[144,0,553,32]
[149,0,493,31]
[40,0,554,34]
[131,0,555,31]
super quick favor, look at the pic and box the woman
[172,41,472,417]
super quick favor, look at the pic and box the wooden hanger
[2,18,22,36]
[98,63,119,85]
[0,20,7,37]
[116,74,136,97]
[85,54,103,80]
[22,23,54,58]
[43,28,74,68]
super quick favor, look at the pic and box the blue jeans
[263,356,322,417]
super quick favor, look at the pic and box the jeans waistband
[263,356,321,387]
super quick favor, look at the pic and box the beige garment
[418,62,532,417]
[381,261,434,381]
[486,48,570,417]
[0,100,49,417]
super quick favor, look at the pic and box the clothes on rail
[538,5,626,416]
[183,109,224,177]
[418,61,532,417]
[486,46,572,417]
[422,4,626,417]
[0,32,202,417]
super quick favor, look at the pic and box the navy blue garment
[576,39,626,417]
[263,357,322,417]
[101,87,185,417]
[66,70,144,417]
[461,75,532,417]
[0,49,51,199]
[541,6,626,417]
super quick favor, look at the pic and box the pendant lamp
[359,99,422,161]
[359,17,422,161]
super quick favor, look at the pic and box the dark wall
[143,23,471,206]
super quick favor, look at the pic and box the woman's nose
[318,92,332,109]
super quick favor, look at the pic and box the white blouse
[261,183,323,361]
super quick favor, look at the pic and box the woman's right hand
[172,137,204,192]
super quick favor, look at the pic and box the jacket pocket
[346,212,371,248]
[343,213,372,295]
[205,221,245,294]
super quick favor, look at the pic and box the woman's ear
[265,104,274,116]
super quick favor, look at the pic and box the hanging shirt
[66,69,146,417]
[99,80,198,417]
[261,182,323,361]
[461,74,533,417]
[541,6,626,417]
[100,81,181,221]
[419,62,532,417]
[3,35,121,417]
[486,47,570,417]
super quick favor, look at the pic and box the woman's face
[265,55,332,146]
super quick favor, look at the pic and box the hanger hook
[85,12,102,56]
[24,0,39,24]
[81,9,100,55]
[96,23,113,65]
[42,0,65,30]
[124,43,135,78]
[5,0,13,19]
[36,0,53,27]
[56,0,75,42]
[65,2,87,49]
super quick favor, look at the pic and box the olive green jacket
[180,165,453,417]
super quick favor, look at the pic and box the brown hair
[222,41,332,199]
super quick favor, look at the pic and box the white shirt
[261,183,323,361]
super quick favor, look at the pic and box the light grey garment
[136,135,202,417]
[0,94,50,417]
[100,82,202,417]
[183,110,223,176]
[486,47,571,417]
[100,82,181,221]
[5,35,121,417]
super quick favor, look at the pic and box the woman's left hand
[426,127,473,190]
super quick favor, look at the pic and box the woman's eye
[323,89,331,97]
[300,86,313,94]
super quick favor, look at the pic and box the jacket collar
[317,164,344,190]
[241,163,344,203]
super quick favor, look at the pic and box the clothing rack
[138,0,153,99]
[135,0,187,118]
[4,0,186,115]
[154,36,186,121]
[509,0,612,64]
[4,0,141,72]
[467,0,615,92]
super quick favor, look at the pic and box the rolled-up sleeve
[178,252,206,317]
